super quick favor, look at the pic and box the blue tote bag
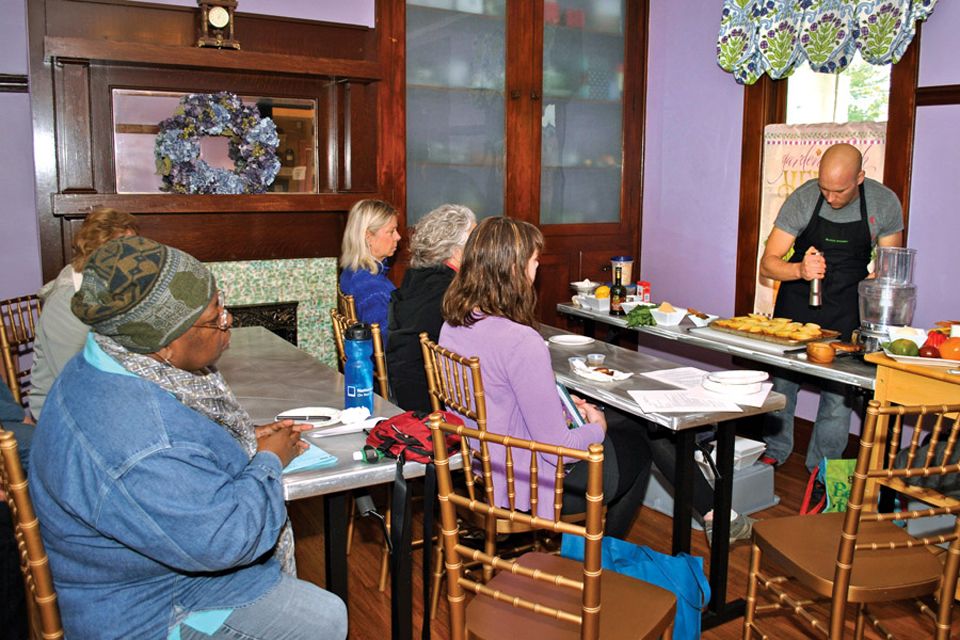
[561,534,710,640]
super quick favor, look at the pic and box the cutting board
[687,326,811,355]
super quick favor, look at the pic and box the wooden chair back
[0,295,42,405]
[336,284,357,322]
[329,310,388,398]
[0,428,63,639]
[428,415,607,639]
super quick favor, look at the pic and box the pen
[275,415,332,422]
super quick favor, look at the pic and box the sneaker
[759,455,779,468]
[704,513,756,547]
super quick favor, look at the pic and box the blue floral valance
[717,0,939,85]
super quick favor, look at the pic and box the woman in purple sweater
[439,217,651,538]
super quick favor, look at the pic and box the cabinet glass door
[406,1,507,225]
[539,0,625,225]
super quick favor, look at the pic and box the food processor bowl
[858,280,917,332]
[873,247,917,285]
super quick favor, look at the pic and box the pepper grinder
[809,278,822,307]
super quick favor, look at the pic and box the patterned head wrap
[71,236,216,353]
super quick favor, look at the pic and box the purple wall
[0,0,40,301]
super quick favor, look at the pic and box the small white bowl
[887,327,926,350]
[650,307,687,326]
[688,313,719,328]
[570,280,601,295]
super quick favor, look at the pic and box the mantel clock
[197,0,240,50]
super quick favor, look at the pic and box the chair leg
[853,603,865,640]
[378,501,392,592]
[430,541,445,619]
[346,493,356,555]
[742,541,762,640]
[661,619,674,640]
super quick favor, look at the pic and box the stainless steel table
[540,324,786,629]
[217,327,421,639]
[557,303,876,390]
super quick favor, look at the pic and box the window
[785,53,891,125]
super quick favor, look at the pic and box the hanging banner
[754,122,887,316]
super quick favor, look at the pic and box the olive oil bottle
[610,265,627,316]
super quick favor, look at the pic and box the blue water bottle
[344,322,374,414]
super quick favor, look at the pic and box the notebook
[557,380,585,429]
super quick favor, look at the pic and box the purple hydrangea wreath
[154,91,281,194]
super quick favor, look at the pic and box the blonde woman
[30,207,140,417]
[339,199,401,331]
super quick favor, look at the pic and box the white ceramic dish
[275,406,342,426]
[548,334,595,347]
[880,348,960,368]
[573,294,610,313]
[650,307,687,326]
[570,280,601,295]
[688,313,720,328]
[620,301,655,315]
[886,327,927,349]
[702,370,769,395]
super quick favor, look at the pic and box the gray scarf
[94,334,296,576]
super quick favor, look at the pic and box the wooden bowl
[806,341,836,364]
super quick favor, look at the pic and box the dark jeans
[562,408,653,538]
[0,507,28,640]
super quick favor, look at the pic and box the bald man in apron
[759,143,903,472]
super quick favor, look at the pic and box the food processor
[856,247,918,352]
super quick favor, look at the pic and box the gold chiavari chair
[0,295,42,406]
[0,427,63,639]
[420,333,597,618]
[336,284,357,322]
[743,399,960,640]
[429,414,676,639]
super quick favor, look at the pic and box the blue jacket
[339,263,395,334]
[28,339,287,639]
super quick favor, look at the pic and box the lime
[888,338,919,357]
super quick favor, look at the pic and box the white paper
[640,367,711,389]
[626,390,743,414]
[688,382,773,408]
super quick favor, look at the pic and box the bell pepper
[923,330,948,349]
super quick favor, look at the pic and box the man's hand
[800,246,826,282]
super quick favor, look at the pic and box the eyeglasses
[194,290,231,331]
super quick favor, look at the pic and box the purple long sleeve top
[439,316,604,519]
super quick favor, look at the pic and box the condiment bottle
[610,265,626,316]
[344,322,374,413]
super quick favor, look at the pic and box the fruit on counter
[658,301,676,313]
[625,305,656,328]
[923,330,947,349]
[940,337,960,360]
[888,338,920,357]
[594,286,610,299]
[919,345,940,358]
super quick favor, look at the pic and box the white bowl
[574,295,610,313]
[887,327,926,349]
[620,301,654,315]
[650,307,687,326]
[688,313,719,328]
[570,280,601,295]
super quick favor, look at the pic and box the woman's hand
[255,419,313,439]
[256,421,310,467]
[571,395,607,433]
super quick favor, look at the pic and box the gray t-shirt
[774,177,903,245]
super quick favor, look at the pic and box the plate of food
[880,348,960,368]
[572,365,634,382]
[275,406,342,426]
[710,314,840,346]
[549,334,595,347]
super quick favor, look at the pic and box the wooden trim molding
[916,84,960,106]
[0,74,28,93]
[51,193,369,215]
[44,36,381,81]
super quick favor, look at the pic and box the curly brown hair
[442,217,543,328]
[71,208,140,271]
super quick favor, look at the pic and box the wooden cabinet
[398,0,646,325]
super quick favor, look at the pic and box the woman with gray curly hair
[386,204,476,411]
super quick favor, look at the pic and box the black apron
[773,183,872,341]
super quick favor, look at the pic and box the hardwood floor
[289,448,960,640]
